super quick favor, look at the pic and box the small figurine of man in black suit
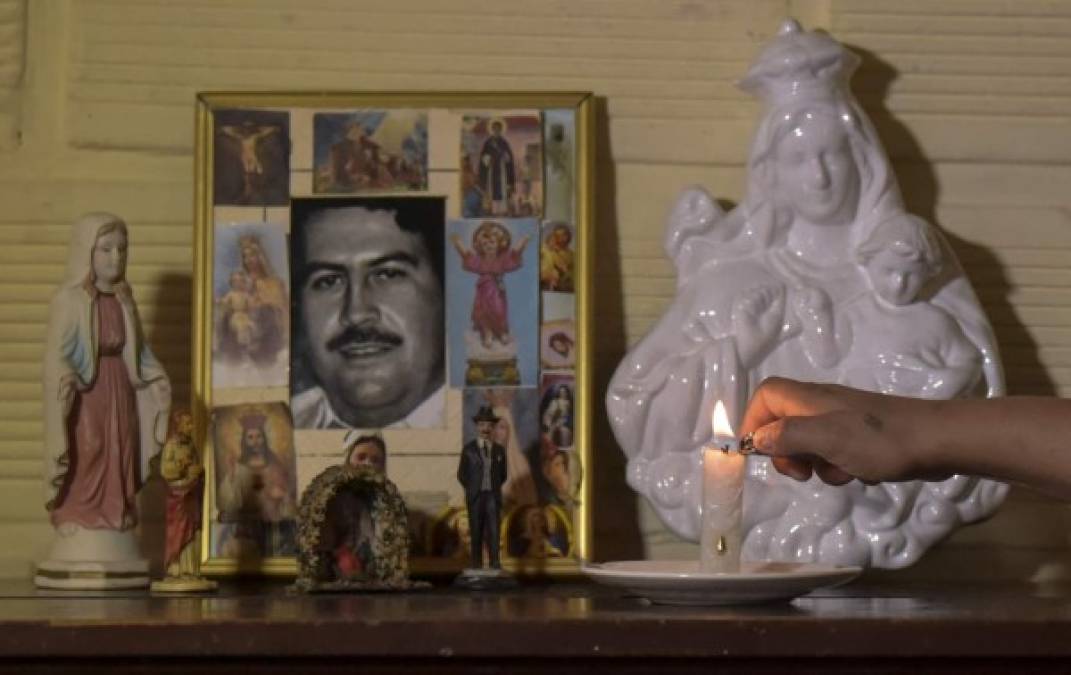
[457,405,507,569]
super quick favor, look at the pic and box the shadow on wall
[139,270,193,574]
[850,43,1054,397]
[591,96,644,562]
[850,45,1061,582]
[147,271,194,408]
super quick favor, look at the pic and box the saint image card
[313,110,428,193]
[543,109,575,223]
[446,217,539,387]
[212,221,290,389]
[504,502,573,559]
[460,112,543,219]
[540,372,575,453]
[537,373,580,511]
[213,109,290,206]
[210,401,298,559]
[540,319,576,370]
[539,220,575,293]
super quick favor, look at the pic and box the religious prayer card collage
[195,94,590,575]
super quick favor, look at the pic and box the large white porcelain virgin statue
[36,212,171,588]
[606,20,1007,568]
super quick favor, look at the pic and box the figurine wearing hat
[457,405,508,570]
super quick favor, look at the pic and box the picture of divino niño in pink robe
[446,217,539,388]
[450,221,530,349]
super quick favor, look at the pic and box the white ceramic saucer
[582,560,862,606]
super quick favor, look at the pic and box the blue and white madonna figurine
[607,20,1006,568]
[37,212,171,589]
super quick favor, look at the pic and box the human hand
[739,377,945,486]
[731,285,786,367]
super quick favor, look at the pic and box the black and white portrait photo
[290,196,446,429]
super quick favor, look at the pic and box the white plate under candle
[582,560,861,606]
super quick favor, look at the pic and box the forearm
[919,397,1071,498]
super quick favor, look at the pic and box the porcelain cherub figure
[37,212,171,589]
[606,20,1007,569]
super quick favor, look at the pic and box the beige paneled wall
[0,0,1068,579]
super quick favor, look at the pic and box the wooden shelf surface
[0,578,1068,672]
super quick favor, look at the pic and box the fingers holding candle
[741,427,851,484]
[750,416,853,485]
[768,455,853,486]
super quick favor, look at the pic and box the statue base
[35,524,150,590]
[35,559,150,590]
[453,567,519,591]
[150,576,219,593]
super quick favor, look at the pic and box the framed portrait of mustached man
[192,93,593,576]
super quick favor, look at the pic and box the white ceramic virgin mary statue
[607,20,1007,568]
[36,212,171,589]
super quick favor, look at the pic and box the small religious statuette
[151,409,217,593]
[454,405,517,589]
[36,212,171,590]
[293,436,428,592]
[700,401,744,574]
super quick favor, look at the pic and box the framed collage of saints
[191,92,593,576]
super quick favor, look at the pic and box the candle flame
[711,400,734,438]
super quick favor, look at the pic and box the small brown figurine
[150,409,216,593]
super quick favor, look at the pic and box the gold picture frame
[192,92,594,577]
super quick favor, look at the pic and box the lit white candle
[700,400,745,573]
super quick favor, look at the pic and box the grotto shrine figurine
[292,439,428,593]
[606,19,1007,569]
[36,212,171,589]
